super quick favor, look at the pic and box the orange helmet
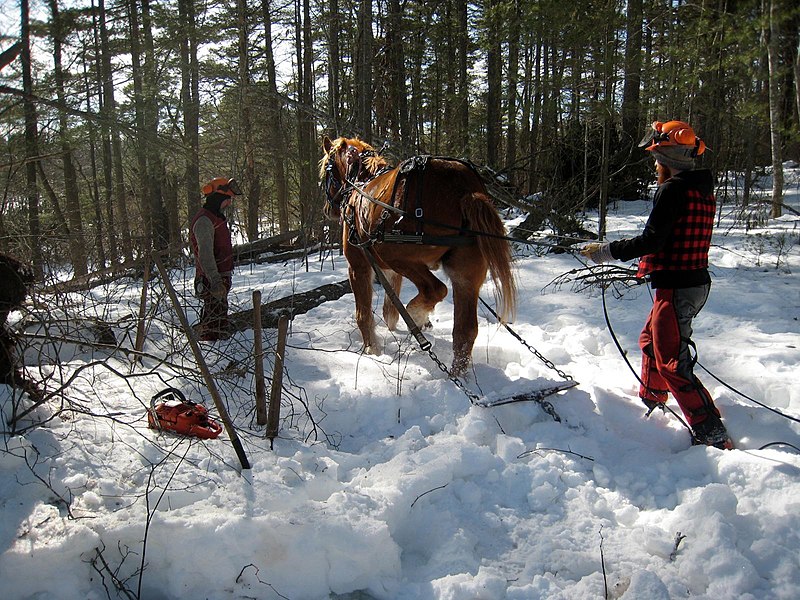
[639,120,706,157]
[201,177,242,198]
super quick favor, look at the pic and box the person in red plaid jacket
[582,120,733,450]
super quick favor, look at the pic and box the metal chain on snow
[358,244,484,408]
[478,297,575,383]
[422,345,483,406]
[539,399,563,422]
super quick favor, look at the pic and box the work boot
[641,397,666,416]
[691,414,734,450]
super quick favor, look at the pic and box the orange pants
[638,285,719,426]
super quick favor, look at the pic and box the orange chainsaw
[147,388,222,439]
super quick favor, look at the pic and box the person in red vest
[581,120,733,450]
[190,177,241,341]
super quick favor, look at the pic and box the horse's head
[320,136,388,220]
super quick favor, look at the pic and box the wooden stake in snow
[266,313,289,447]
[253,290,267,426]
[152,253,251,471]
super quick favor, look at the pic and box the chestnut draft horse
[320,136,516,375]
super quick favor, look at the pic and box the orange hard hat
[639,120,706,157]
[202,177,242,198]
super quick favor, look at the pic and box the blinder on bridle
[322,144,379,214]
[323,158,344,212]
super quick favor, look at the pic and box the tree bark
[505,0,520,185]
[325,0,340,131]
[766,0,783,218]
[456,0,469,151]
[179,0,201,228]
[386,0,409,143]
[81,57,107,268]
[97,0,132,263]
[20,0,42,277]
[598,0,616,239]
[49,0,88,276]
[295,0,318,243]
[262,0,290,234]
[128,0,152,252]
[141,0,170,251]
[620,0,643,151]
[485,0,502,168]
[237,0,261,242]
[355,0,373,139]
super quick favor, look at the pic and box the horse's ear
[322,136,333,154]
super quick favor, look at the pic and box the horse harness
[328,153,479,250]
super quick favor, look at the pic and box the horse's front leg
[348,258,379,355]
[381,269,403,331]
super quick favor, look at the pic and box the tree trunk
[141,0,170,251]
[456,0,469,151]
[620,0,643,199]
[505,0,520,185]
[20,0,42,277]
[766,0,783,218]
[326,0,340,130]
[355,0,373,138]
[238,0,261,242]
[129,0,151,252]
[527,35,542,196]
[795,25,800,132]
[387,0,409,143]
[49,0,88,276]
[179,0,201,229]
[82,57,107,268]
[598,0,616,239]
[97,0,132,263]
[262,0,290,234]
[295,0,317,243]
[485,0,502,167]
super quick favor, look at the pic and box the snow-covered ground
[1,167,799,599]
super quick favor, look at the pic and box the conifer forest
[1,0,799,279]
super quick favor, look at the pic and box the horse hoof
[450,356,471,378]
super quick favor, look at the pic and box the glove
[580,242,614,264]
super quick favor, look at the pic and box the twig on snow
[411,483,449,508]
[670,531,687,561]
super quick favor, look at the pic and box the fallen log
[229,279,352,331]
[233,230,302,261]
[40,232,304,294]
[41,257,148,294]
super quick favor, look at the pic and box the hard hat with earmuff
[202,177,242,198]
[638,120,706,157]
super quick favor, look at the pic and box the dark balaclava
[203,192,229,217]
[650,145,696,172]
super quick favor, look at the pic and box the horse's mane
[319,137,390,179]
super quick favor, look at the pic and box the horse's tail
[462,194,517,321]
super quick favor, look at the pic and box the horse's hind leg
[381,270,402,331]
[444,249,488,376]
